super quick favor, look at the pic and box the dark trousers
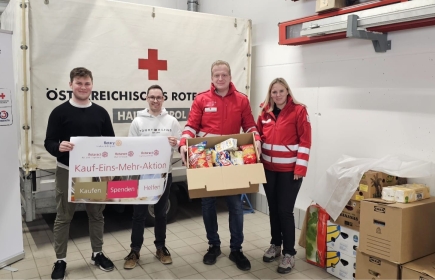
[130,173,172,251]
[263,169,302,256]
[201,195,244,251]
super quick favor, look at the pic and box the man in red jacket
[179,60,261,271]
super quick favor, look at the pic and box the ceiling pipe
[187,0,198,12]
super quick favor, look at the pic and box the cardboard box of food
[186,133,266,199]
[327,220,359,258]
[326,250,356,280]
[316,0,346,13]
[334,200,360,231]
[359,197,435,264]
[402,253,435,279]
[352,170,406,201]
[355,250,401,279]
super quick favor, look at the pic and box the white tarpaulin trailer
[1,0,252,221]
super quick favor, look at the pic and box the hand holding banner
[68,136,171,204]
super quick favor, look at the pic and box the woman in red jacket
[257,77,311,274]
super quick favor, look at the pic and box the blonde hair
[260,77,305,114]
[211,60,231,76]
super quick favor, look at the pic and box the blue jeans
[130,173,172,251]
[201,195,244,251]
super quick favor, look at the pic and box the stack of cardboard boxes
[326,171,403,279]
[356,197,435,279]
[335,171,403,231]
[402,253,435,279]
[326,221,359,279]
[316,170,435,279]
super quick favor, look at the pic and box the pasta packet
[230,151,244,165]
[240,144,257,164]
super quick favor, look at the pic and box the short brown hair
[70,67,93,83]
[211,60,231,76]
[147,84,164,95]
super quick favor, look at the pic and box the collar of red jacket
[210,82,237,96]
[261,95,294,112]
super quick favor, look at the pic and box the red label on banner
[107,180,138,199]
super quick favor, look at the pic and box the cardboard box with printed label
[352,170,406,201]
[186,133,266,199]
[359,197,435,264]
[355,250,401,279]
[326,221,359,280]
[316,0,346,13]
[402,253,435,279]
[327,220,359,258]
[334,200,360,231]
[326,250,356,280]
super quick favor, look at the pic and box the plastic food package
[305,204,329,268]
[215,138,238,152]
[240,144,257,164]
[210,149,217,166]
[230,151,244,165]
[204,149,213,167]
[197,152,212,168]
[216,150,232,166]
[188,141,210,169]
[382,184,430,203]
[382,186,399,202]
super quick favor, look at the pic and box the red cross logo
[138,49,167,80]
[0,93,5,99]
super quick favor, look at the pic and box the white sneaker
[263,244,281,262]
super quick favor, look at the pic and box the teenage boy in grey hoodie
[123,84,182,269]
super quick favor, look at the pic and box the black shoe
[229,251,251,271]
[51,260,66,280]
[91,252,114,272]
[203,245,221,265]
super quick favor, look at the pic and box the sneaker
[124,250,140,269]
[277,254,295,274]
[51,260,66,280]
[203,245,221,265]
[229,250,251,271]
[156,246,172,264]
[263,244,281,262]
[91,252,114,272]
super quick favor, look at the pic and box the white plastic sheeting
[309,155,433,220]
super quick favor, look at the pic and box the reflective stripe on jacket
[257,96,311,175]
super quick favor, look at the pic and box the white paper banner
[69,136,171,204]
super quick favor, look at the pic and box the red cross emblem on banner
[138,49,167,80]
[0,93,6,99]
